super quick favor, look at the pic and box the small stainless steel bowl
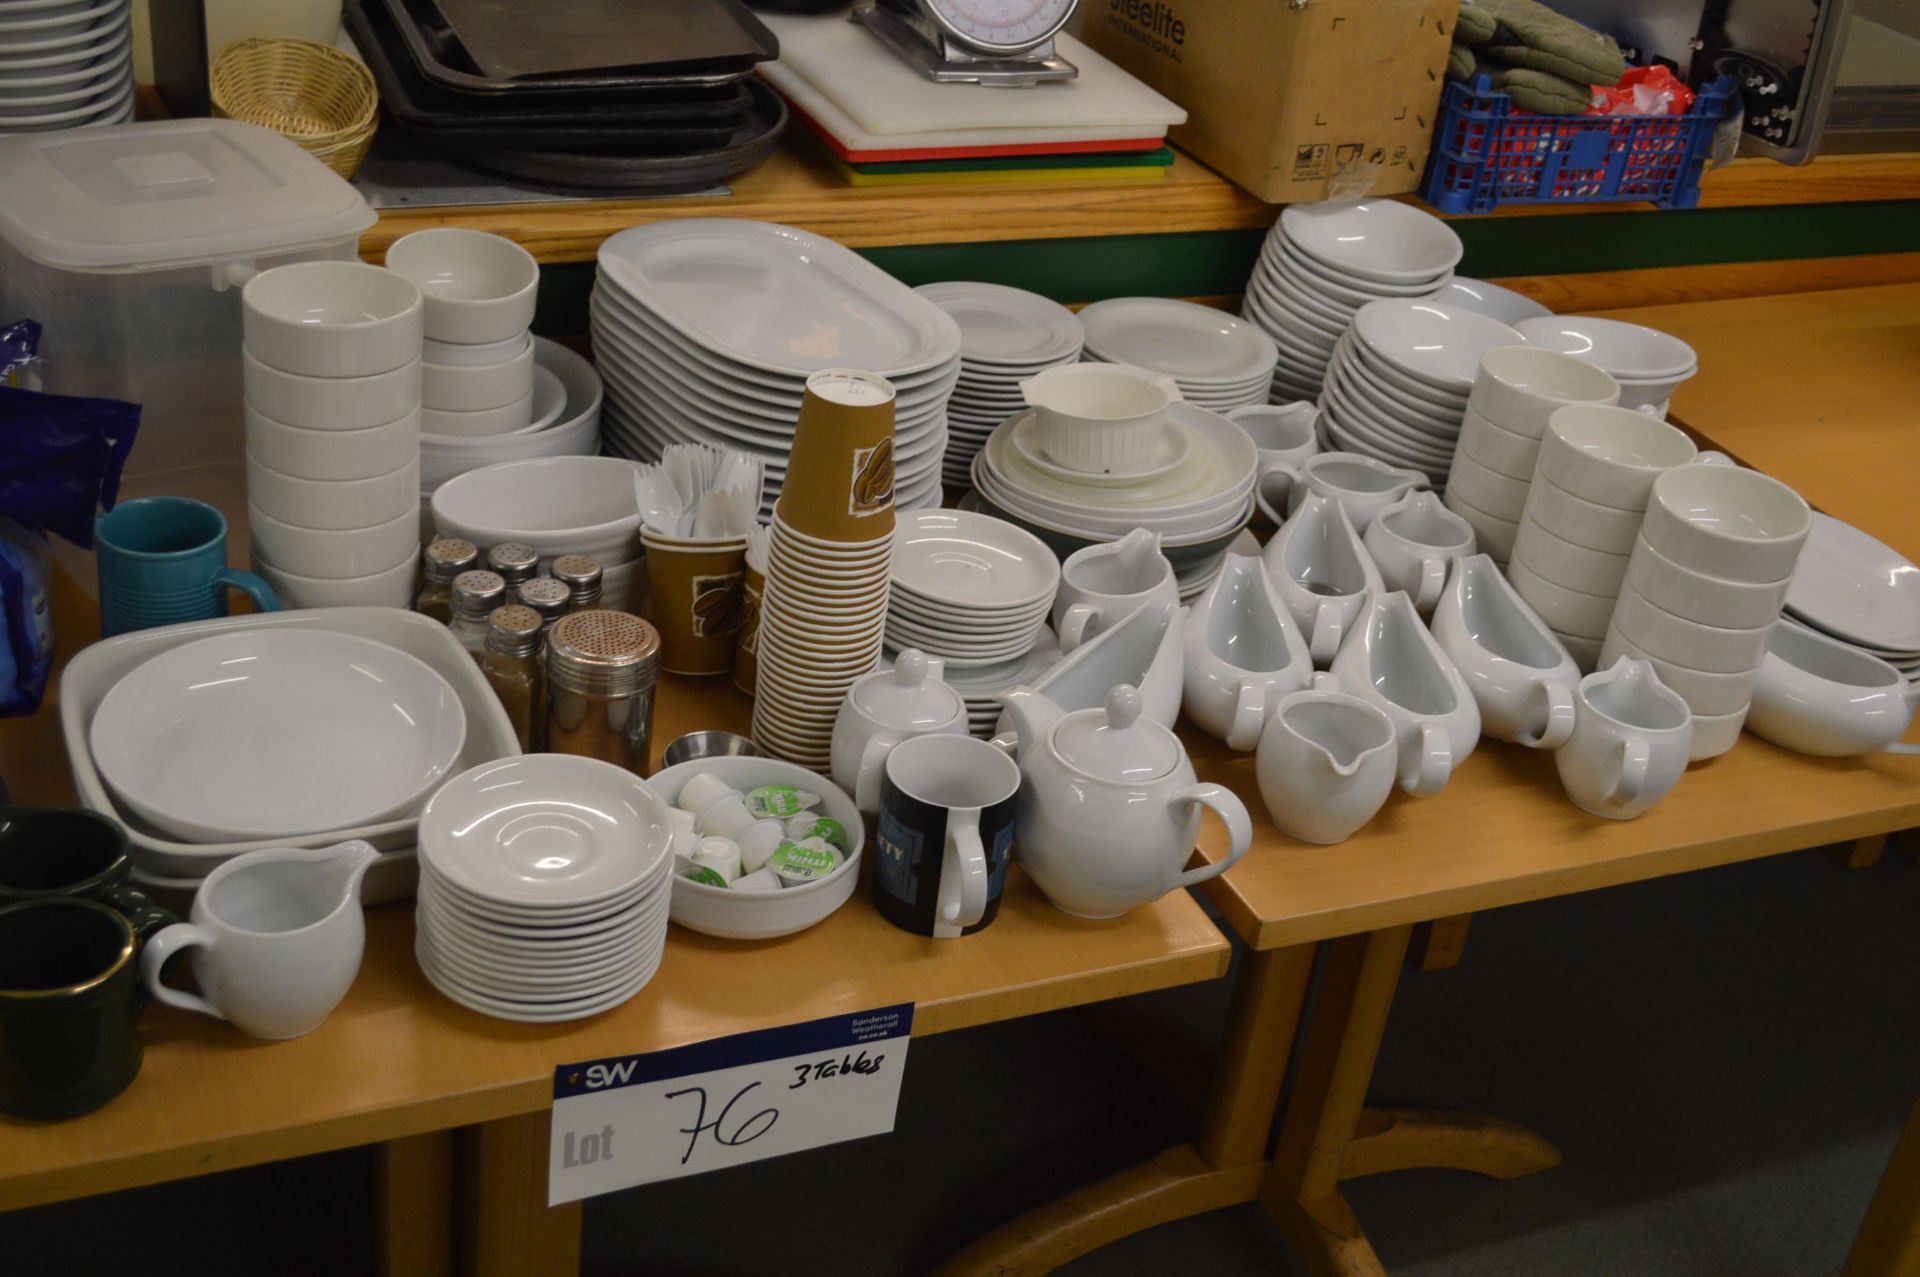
[660,730,764,771]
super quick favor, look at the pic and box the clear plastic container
[0,118,375,582]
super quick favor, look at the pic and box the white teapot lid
[1052,685,1180,782]
[852,649,962,728]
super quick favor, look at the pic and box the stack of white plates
[968,400,1257,600]
[590,218,960,518]
[1514,314,1697,416]
[0,0,134,134]
[1317,299,1526,488]
[1242,200,1463,403]
[912,282,1083,493]
[415,755,674,1023]
[1784,514,1920,685]
[1078,297,1278,413]
[882,631,1061,738]
[886,509,1059,668]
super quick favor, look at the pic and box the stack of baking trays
[344,0,785,191]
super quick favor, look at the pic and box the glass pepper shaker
[517,577,571,634]
[450,570,506,661]
[487,542,539,590]
[546,610,661,773]
[482,604,547,753]
[550,554,603,612]
[416,538,479,624]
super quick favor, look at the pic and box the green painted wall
[534,197,1920,337]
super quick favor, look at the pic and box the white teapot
[997,683,1252,919]
[831,649,968,813]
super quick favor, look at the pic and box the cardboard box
[1076,0,1461,203]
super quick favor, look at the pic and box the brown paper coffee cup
[731,563,765,697]
[774,369,898,543]
[641,529,749,676]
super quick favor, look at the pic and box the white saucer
[914,281,1084,366]
[1078,297,1280,386]
[890,508,1060,610]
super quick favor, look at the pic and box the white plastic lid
[0,118,375,273]
[1053,685,1180,782]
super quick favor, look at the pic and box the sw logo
[584,1060,638,1088]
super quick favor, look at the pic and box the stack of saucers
[0,0,135,135]
[1316,299,1524,489]
[1077,297,1278,412]
[414,755,675,1023]
[886,509,1058,667]
[913,282,1083,494]
[1242,200,1463,402]
[880,631,1062,738]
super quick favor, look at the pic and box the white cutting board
[762,12,1186,137]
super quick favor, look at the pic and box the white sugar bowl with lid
[998,683,1252,919]
[830,649,969,814]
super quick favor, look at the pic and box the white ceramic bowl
[242,262,424,379]
[385,228,539,346]
[1522,471,1647,550]
[422,332,528,368]
[1467,345,1620,436]
[246,454,419,532]
[418,339,602,487]
[1600,631,1762,718]
[250,503,420,579]
[90,629,465,842]
[421,392,533,438]
[1612,377,1689,414]
[1435,277,1554,326]
[1442,487,1520,562]
[1507,559,1616,639]
[1444,451,1531,523]
[1608,584,1773,674]
[1351,300,1524,392]
[420,339,536,413]
[1514,315,1697,381]
[1279,200,1462,284]
[1513,513,1632,595]
[653,756,863,937]
[1641,464,1811,583]
[1456,409,1542,481]
[430,455,642,561]
[255,556,417,610]
[242,349,421,431]
[1536,404,1695,509]
[246,406,419,482]
[1624,533,1791,632]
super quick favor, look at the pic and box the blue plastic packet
[0,383,141,550]
[1,319,41,391]
[0,518,53,718]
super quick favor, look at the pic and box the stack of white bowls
[1514,315,1697,415]
[0,0,134,134]
[1512,405,1703,671]
[428,455,645,611]
[1077,297,1278,412]
[242,261,424,608]
[1241,200,1462,403]
[414,755,674,1023]
[1782,514,1920,685]
[1602,462,1812,759]
[1446,346,1622,565]
[386,229,546,440]
[912,281,1084,493]
[1316,299,1524,489]
[885,510,1059,668]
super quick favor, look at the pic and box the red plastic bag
[1588,66,1696,117]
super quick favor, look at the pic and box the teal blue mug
[95,497,278,637]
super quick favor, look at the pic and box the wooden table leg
[1844,1093,1920,1277]
[1410,914,1473,972]
[376,1131,455,1277]
[460,1112,583,1277]
[1831,836,1888,870]
[1259,927,1560,1277]
[936,944,1317,1276]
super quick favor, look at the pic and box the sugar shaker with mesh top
[545,610,661,772]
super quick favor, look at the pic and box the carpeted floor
[4,844,1916,1275]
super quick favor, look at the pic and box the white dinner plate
[914,281,1084,366]
[1078,296,1279,385]
[1783,513,1920,653]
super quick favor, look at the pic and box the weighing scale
[851,0,1078,87]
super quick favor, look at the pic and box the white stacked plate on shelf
[1316,299,1526,489]
[912,281,1083,494]
[0,0,135,134]
[414,755,674,1023]
[1783,514,1920,684]
[886,509,1059,668]
[590,218,961,519]
[1077,297,1278,412]
[1241,200,1463,403]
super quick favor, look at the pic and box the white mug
[1052,528,1180,653]
[1554,657,1694,820]
[1256,672,1399,844]
[1362,490,1476,616]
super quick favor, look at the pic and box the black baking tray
[377,0,758,96]
[457,79,788,191]
[349,0,749,146]
[434,0,776,81]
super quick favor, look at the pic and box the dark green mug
[0,896,168,1119]
[0,806,173,935]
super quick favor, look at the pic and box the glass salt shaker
[517,577,571,634]
[417,539,479,623]
[450,570,506,661]
[546,610,661,774]
[487,542,539,590]
[481,604,547,752]
[550,554,603,612]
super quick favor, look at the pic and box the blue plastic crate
[1421,74,1734,214]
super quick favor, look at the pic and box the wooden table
[0,571,1230,1276]
[943,285,1920,1276]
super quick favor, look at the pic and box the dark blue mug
[95,497,277,637]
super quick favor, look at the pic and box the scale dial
[921,0,1076,53]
